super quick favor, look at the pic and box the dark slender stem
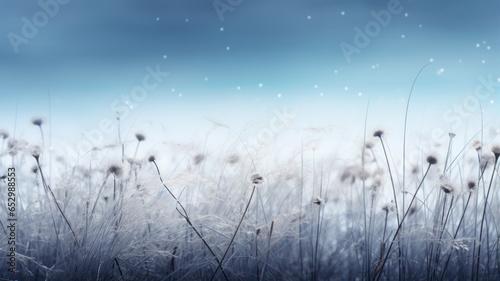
[440,192,473,280]
[151,160,229,281]
[36,156,79,246]
[374,163,433,281]
[432,195,454,278]
[211,185,257,281]
[475,156,498,280]
[378,137,400,224]
[378,136,401,279]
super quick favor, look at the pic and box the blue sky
[0,0,499,155]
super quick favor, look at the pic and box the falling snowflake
[259,83,263,88]
[341,11,345,16]
[226,46,230,51]
[307,15,311,20]
[220,27,224,31]
[277,93,282,98]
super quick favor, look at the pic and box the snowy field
[1,0,499,280]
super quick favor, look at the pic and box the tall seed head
[0,129,9,139]
[426,155,438,165]
[193,154,205,165]
[31,117,45,127]
[467,179,476,191]
[491,144,500,161]
[31,145,41,161]
[313,197,325,206]
[380,202,395,213]
[440,183,454,194]
[373,130,384,138]
[250,173,264,185]
[107,163,124,178]
[135,132,146,142]
[472,140,482,151]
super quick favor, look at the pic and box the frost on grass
[1,122,500,281]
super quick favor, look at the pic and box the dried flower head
[408,206,418,216]
[411,165,419,175]
[193,154,205,165]
[31,117,45,126]
[256,228,261,236]
[491,144,500,160]
[148,155,156,162]
[472,140,482,151]
[31,145,42,160]
[440,176,455,194]
[135,132,146,142]
[31,165,38,174]
[365,141,374,149]
[380,202,395,213]
[480,154,494,170]
[250,173,264,185]
[449,132,456,139]
[228,154,239,164]
[466,180,476,191]
[0,129,9,139]
[126,157,141,166]
[440,183,454,194]
[373,130,384,138]
[426,155,438,165]
[107,164,124,178]
[313,197,325,206]
[340,166,365,184]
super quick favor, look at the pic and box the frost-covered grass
[0,107,499,281]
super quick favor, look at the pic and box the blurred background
[0,0,499,163]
